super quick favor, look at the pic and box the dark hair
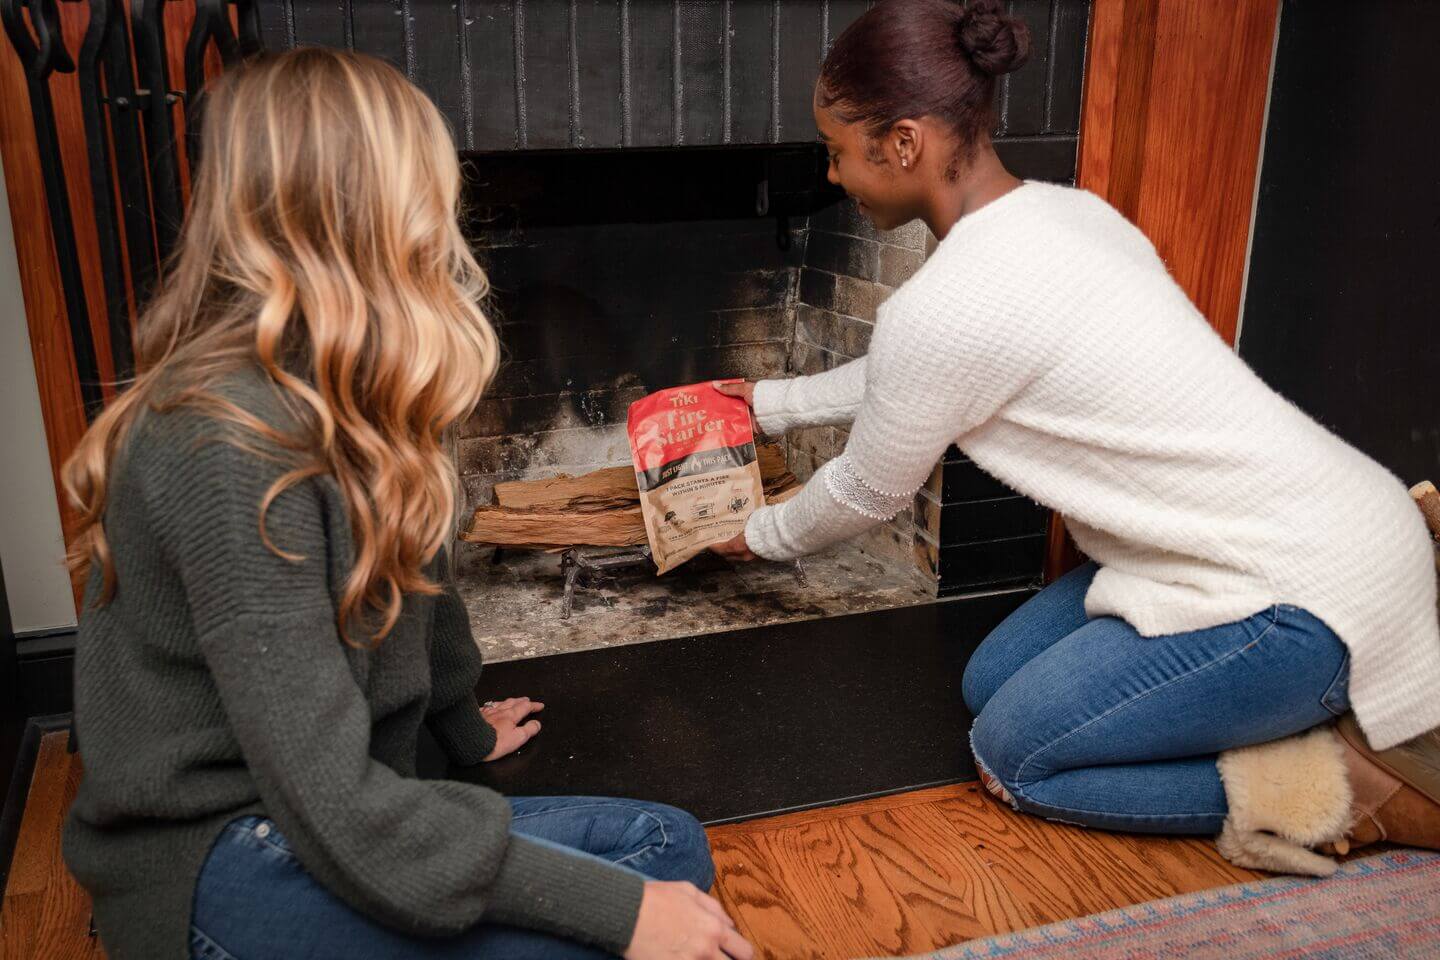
[818,0,1031,165]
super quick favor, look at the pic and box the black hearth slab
[430,593,1031,825]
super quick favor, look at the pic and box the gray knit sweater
[61,370,643,959]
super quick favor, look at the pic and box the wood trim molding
[1045,0,1281,582]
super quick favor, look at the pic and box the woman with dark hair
[716,0,1440,858]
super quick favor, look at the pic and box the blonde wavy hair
[62,48,498,643]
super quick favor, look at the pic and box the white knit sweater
[746,182,1440,750]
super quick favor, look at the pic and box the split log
[491,443,791,512]
[491,466,637,513]
[462,505,649,548]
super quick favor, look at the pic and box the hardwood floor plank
[1,734,105,960]
[931,783,1262,923]
[841,804,1038,950]
[0,891,42,960]
[711,819,895,959]
[6,735,71,897]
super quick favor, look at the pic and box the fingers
[712,380,745,396]
[719,925,754,960]
[520,719,542,742]
[481,697,545,723]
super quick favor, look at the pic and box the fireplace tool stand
[556,545,808,620]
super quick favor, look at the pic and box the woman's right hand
[713,380,756,412]
[624,881,754,960]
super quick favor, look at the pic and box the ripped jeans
[963,562,1351,834]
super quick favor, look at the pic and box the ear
[889,119,924,169]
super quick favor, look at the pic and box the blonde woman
[61,50,751,960]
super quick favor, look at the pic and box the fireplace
[449,145,947,660]
[449,139,1079,661]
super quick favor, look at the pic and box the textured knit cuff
[486,835,646,955]
[751,379,796,438]
[426,699,497,766]
[745,504,794,562]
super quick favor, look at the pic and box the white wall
[0,153,77,633]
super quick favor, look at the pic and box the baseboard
[16,629,76,718]
[15,626,78,656]
[0,714,72,897]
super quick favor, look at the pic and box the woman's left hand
[711,530,757,562]
[481,697,545,761]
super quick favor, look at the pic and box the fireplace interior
[452,143,1059,661]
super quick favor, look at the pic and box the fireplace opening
[451,145,1047,662]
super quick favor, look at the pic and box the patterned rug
[901,850,1440,959]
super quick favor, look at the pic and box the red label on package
[627,381,764,573]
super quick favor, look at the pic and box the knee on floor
[968,708,1029,798]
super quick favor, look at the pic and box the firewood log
[462,505,649,548]
[490,443,791,512]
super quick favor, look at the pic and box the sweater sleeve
[746,284,1045,561]
[425,548,498,766]
[141,427,642,953]
[750,357,867,437]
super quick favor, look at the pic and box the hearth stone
[454,538,934,664]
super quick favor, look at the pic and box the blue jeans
[963,562,1352,834]
[190,796,713,959]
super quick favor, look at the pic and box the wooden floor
[1,732,1263,960]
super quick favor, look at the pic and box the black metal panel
[573,0,624,147]
[937,535,1045,595]
[775,0,821,142]
[999,0,1051,136]
[1044,0,1087,135]
[939,497,1048,546]
[254,0,293,50]
[676,0,724,145]
[465,0,520,150]
[407,0,466,141]
[728,0,774,144]
[942,459,1013,502]
[518,0,573,148]
[289,0,347,47]
[993,134,1077,183]
[244,0,1053,151]
[349,0,406,69]
[825,0,871,47]
[1239,0,1440,484]
[625,0,676,146]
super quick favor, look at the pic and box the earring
[900,157,909,167]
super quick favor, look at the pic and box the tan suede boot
[1328,713,1440,854]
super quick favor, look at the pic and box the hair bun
[953,0,1032,76]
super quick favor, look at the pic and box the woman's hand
[710,530,757,563]
[713,380,755,412]
[625,881,754,960]
[481,697,544,761]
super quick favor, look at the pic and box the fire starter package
[627,380,765,574]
